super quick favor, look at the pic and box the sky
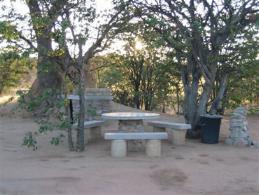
[0,0,126,55]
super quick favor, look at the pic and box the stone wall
[71,88,113,121]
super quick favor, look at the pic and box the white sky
[0,0,126,55]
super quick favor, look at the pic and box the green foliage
[22,132,37,151]
[95,38,179,111]
[18,88,57,112]
[0,21,19,41]
[50,134,65,146]
[248,106,259,115]
[87,106,97,117]
[222,28,259,108]
[18,89,69,150]
[38,122,54,134]
[227,60,259,108]
[0,49,34,94]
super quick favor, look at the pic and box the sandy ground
[0,100,259,195]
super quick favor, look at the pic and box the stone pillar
[225,107,254,146]
[146,140,161,157]
[118,120,144,132]
[118,120,145,152]
[111,140,127,157]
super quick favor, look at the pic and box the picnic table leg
[111,140,127,157]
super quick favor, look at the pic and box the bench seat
[147,121,191,130]
[72,120,105,129]
[147,120,191,145]
[73,120,105,143]
[104,132,168,157]
[105,132,168,140]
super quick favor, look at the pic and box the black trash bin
[200,114,222,144]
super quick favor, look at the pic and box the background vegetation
[0,0,258,150]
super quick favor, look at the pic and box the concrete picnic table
[101,112,160,151]
[101,112,160,132]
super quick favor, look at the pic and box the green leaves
[22,132,37,151]
[0,21,19,41]
[0,49,35,94]
[50,134,65,146]
[38,123,53,134]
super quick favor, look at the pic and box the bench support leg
[111,140,127,157]
[168,129,187,145]
[146,140,161,157]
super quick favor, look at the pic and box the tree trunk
[27,0,64,101]
[182,63,201,138]
[210,74,228,114]
[76,68,86,151]
[66,97,74,151]
[76,39,86,151]
[176,84,180,114]
[134,89,141,109]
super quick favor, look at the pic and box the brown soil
[0,99,259,195]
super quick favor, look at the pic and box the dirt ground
[0,99,259,195]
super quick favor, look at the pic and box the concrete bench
[104,132,168,157]
[73,120,105,143]
[147,121,191,145]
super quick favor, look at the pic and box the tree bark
[182,59,202,138]
[76,69,86,151]
[27,0,64,96]
[76,39,86,152]
[66,97,74,151]
[176,84,180,114]
[209,74,228,114]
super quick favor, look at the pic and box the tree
[55,0,133,151]
[132,0,259,137]
[1,0,134,151]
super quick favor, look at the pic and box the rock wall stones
[225,107,253,146]
[84,88,113,119]
[72,88,113,120]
